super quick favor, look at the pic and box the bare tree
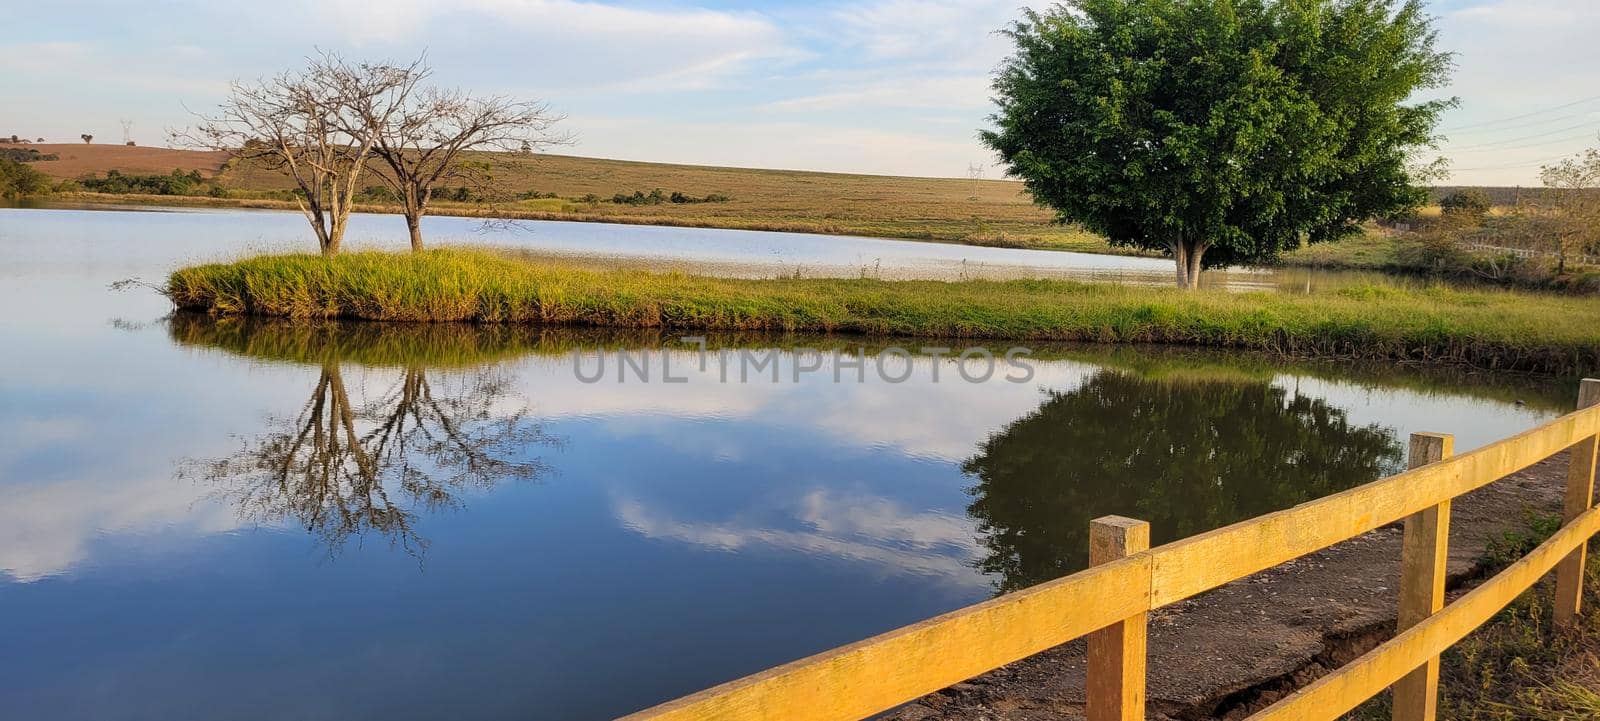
[1538,147,1600,274]
[340,73,569,251]
[175,53,421,256]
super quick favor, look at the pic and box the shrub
[0,157,53,198]
[613,189,732,205]
[1440,189,1493,219]
[356,185,396,202]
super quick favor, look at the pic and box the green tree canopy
[983,0,1453,288]
[0,156,52,199]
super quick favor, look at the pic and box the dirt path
[887,454,1571,721]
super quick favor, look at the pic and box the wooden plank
[1149,405,1600,607]
[1556,379,1600,627]
[1087,517,1150,721]
[1392,433,1454,721]
[1246,504,1600,721]
[616,553,1153,721]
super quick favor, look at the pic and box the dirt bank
[887,454,1571,721]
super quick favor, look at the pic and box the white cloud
[764,74,990,112]
[614,491,987,587]
[306,0,798,92]
[830,0,1034,66]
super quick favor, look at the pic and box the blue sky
[1,0,1596,185]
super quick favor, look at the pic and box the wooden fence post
[1087,516,1150,721]
[1393,432,1455,721]
[1556,379,1600,628]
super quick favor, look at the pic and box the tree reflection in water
[963,370,1404,592]
[177,317,557,557]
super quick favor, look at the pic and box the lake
[0,201,1388,290]
[0,206,1570,720]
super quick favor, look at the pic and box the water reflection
[172,316,557,556]
[964,369,1405,592]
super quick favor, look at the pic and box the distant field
[27,143,229,178]
[18,142,1113,252]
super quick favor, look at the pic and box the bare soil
[25,143,228,178]
[886,455,1571,721]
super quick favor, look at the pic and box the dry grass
[26,143,229,178]
[23,143,1114,251]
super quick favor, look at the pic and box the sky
[1,0,1596,185]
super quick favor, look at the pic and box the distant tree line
[1,147,58,162]
[610,188,730,205]
[73,168,228,197]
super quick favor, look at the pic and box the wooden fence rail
[619,379,1600,721]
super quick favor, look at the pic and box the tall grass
[167,249,1600,375]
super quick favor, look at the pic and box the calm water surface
[0,202,1377,289]
[0,207,1573,720]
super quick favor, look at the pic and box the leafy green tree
[984,0,1453,288]
[964,370,1401,591]
[0,157,52,198]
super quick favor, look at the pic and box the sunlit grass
[167,248,1600,375]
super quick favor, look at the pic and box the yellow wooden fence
[619,378,1600,721]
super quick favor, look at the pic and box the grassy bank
[168,249,1600,375]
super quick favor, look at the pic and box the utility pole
[967,163,984,201]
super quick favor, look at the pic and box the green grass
[167,248,1600,375]
[1345,521,1600,721]
[1279,230,1404,271]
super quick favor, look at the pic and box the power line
[1447,121,1600,151]
[1449,129,1600,153]
[1446,109,1599,137]
[1440,95,1600,133]
[1450,153,1576,172]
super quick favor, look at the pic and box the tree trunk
[1171,239,1190,289]
[1167,237,1210,290]
[403,188,428,252]
[1187,240,1207,289]
[406,211,424,252]
[314,217,337,258]
[325,212,346,258]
